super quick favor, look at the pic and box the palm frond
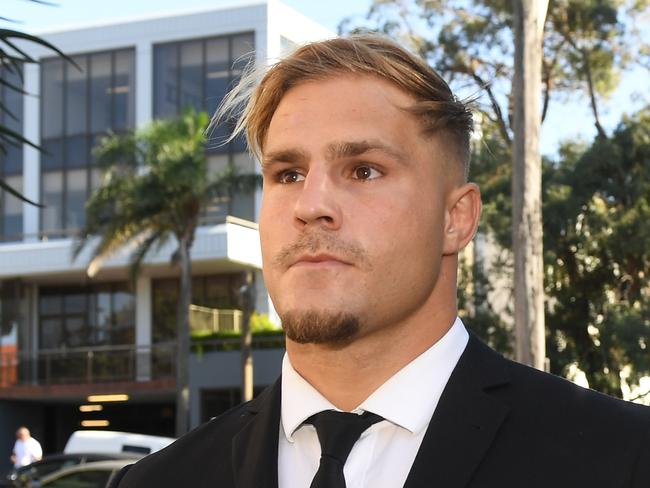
[0,179,42,206]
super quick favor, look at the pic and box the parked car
[1,453,140,488]
[36,459,136,488]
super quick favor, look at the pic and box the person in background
[10,426,42,468]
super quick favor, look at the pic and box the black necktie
[306,410,383,488]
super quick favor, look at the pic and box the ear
[442,183,481,255]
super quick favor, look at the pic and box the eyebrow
[262,148,309,168]
[263,139,409,167]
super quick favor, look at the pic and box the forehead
[264,75,422,152]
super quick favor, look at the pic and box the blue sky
[3,0,648,157]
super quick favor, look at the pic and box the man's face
[260,75,456,344]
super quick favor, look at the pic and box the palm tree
[73,109,260,436]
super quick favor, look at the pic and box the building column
[135,275,152,381]
[135,41,153,129]
[22,64,40,242]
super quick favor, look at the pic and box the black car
[1,452,141,488]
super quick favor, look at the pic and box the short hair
[214,34,473,180]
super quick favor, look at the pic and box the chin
[280,308,361,345]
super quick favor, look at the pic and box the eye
[278,170,305,184]
[352,165,382,181]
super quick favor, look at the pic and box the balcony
[0,334,284,390]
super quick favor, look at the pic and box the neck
[286,275,458,411]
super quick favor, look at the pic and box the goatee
[282,310,360,345]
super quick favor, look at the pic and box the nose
[293,167,341,230]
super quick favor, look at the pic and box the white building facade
[0,1,331,459]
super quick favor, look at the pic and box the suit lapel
[232,377,282,488]
[403,335,511,488]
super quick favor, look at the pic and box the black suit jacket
[109,335,650,487]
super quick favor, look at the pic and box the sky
[2,0,648,157]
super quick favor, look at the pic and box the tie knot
[306,410,383,465]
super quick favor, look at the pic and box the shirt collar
[281,317,469,441]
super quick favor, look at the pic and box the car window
[32,459,81,478]
[43,469,112,488]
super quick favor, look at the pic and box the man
[110,36,650,488]
[10,426,42,468]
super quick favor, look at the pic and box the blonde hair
[213,34,473,179]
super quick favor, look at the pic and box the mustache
[273,232,369,268]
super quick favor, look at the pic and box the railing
[0,343,177,387]
[0,335,284,387]
[189,306,243,333]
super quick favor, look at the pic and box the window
[39,284,135,349]
[152,274,240,343]
[40,49,135,238]
[0,65,24,241]
[45,469,112,488]
[153,32,253,129]
[153,33,256,222]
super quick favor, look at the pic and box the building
[0,1,331,465]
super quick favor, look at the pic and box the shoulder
[113,402,256,488]
[465,334,650,428]
[504,355,649,423]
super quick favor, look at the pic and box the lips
[291,253,351,267]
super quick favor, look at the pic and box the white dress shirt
[278,317,469,488]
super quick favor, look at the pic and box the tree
[543,108,650,398]
[73,109,261,435]
[511,0,548,369]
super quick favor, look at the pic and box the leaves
[74,108,261,279]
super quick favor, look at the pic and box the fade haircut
[213,34,474,180]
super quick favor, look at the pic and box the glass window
[1,64,25,243]
[40,49,135,237]
[66,135,88,169]
[230,153,255,221]
[114,50,134,130]
[90,52,112,134]
[41,318,62,349]
[65,169,87,229]
[42,171,63,234]
[153,32,254,119]
[205,37,229,116]
[39,284,134,349]
[41,59,64,139]
[2,175,23,241]
[46,469,112,488]
[152,275,239,342]
[41,138,64,171]
[231,33,255,73]
[65,316,85,347]
[179,41,203,112]
[65,55,88,136]
[154,44,179,119]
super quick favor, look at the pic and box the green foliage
[469,106,650,397]
[250,312,280,332]
[543,108,650,396]
[191,314,284,354]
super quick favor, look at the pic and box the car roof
[39,459,138,485]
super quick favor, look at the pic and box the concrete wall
[189,347,284,428]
